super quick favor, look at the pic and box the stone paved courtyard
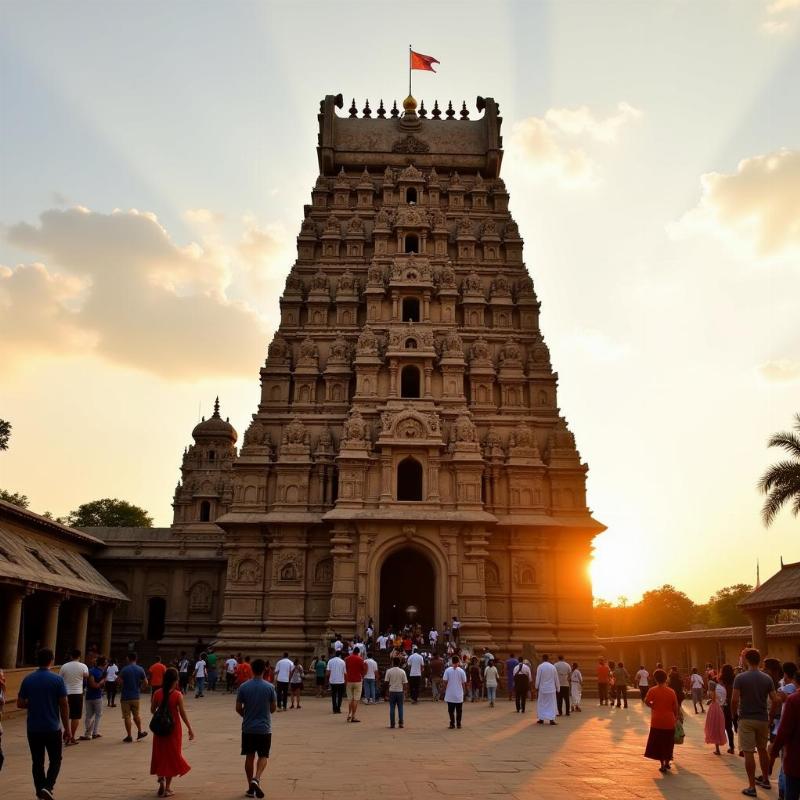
[2,692,754,799]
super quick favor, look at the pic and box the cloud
[1,207,274,378]
[763,0,800,33]
[674,149,800,258]
[566,329,632,363]
[760,359,800,382]
[510,102,641,187]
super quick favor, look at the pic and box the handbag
[149,690,175,737]
[674,719,685,745]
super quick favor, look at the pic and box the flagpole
[408,44,412,96]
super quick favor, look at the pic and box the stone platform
[1,691,752,799]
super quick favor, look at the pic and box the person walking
[554,655,571,717]
[236,658,277,799]
[59,649,88,746]
[430,653,444,702]
[535,654,559,725]
[273,652,293,712]
[17,649,69,800]
[484,658,500,707]
[105,658,119,707]
[443,655,467,729]
[225,654,238,693]
[326,651,346,715]
[193,655,207,698]
[770,687,800,800]
[513,660,532,713]
[468,656,482,703]
[385,657,408,729]
[570,662,583,712]
[635,665,650,701]
[407,648,424,704]
[150,667,194,797]
[690,668,706,714]
[288,660,304,709]
[236,657,253,689]
[732,648,778,797]
[505,654,519,702]
[312,655,327,698]
[80,655,107,740]
[344,648,366,722]
[644,668,681,773]
[206,648,218,693]
[705,679,728,755]
[451,617,461,646]
[597,658,611,706]
[149,656,167,696]
[119,652,149,743]
[668,666,685,707]
[177,654,190,695]
[613,661,631,709]
[363,653,379,705]
[719,663,736,754]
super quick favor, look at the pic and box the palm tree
[759,414,800,526]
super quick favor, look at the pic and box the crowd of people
[5,635,800,800]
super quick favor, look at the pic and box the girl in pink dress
[704,680,727,755]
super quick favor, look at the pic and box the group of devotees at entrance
[4,634,800,800]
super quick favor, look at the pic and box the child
[704,680,727,755]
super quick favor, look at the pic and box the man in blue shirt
[118,651,148,743]
[80,655,107,740]
[236,658,277,799]
[17,648,69,800]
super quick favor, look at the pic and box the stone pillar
[424,365,433,398]
[749,610,769,656]
[1,590,24,668]
[73,601,90,656]
[100,605,114,656]
[42,595,62,654]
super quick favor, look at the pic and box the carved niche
[274,550,304,583]
[188,581,213,613]
[314,557,333,585]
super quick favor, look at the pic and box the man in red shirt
[770,689,800,800]
[148,656,167,693]
[236,657,253,688]
[344,649,367,723]
[597,658,611,706]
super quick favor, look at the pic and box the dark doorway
[406,187,417,204]
[199,500,211,522]
[405,234,419,253]
[400,365,420,398]
[379,548,435,632]
[146,597,166,641]
[402,297,420,322]
[397,457,423,501]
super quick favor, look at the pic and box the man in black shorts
[236,658,277,799]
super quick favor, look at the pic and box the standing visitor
[193,655,207,698]
[644,668,681,773]
[177,653,190,695]
[690,668,706,714]
[720,663,736,754]
[236,657,253,688]
[430,652,445,702]
[554,655,571,717]
[150,667,194,797]
[105,658,119,707]
[119,652,149,743]
[225,654,238,693]
[206,648,218,693]
[513,660,532,713]
[274,652,293,712]
[451,617,461,646]
[535,654,559,725]
[668,666,685,706]
[59,649,88,746]
[597,658,611,706]
[236,658,277,799]
[344,647,366,723]
[385,657,408,729]
[149,656,167,696]
[769,688,800,800]
[80,655,106,740]
[732,648,778,797]
[613,661,631,709]
[771,661,798,797]
[468,657,482,703]
[429,627,438,653]
[484,658,499,708]
[17,648,69,800]
[326,651,346,715]
[570,662,583,712]
[407,648,424,704]
[363,653,379,705]
[312,655,327,698]
[505,654,519,702]
[705,679,728,755]
[635,665,650,701]
[288,659,304,709]
[377,633,388,654]
[442,655,467,729]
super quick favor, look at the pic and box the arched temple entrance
[379,547,435,632]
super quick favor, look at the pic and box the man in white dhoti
[535,654,559,725]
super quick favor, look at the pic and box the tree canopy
[0,419,11,451]
[66,498,153,528]
[706,583,753,628]
[0,489,29,508]
[759,413,800,526]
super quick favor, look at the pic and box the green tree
[66,498,153,528]
[706,583,753,628]
[634,584,696,633]
[759,413,800,526]
[0,419,11,451]
[0,488,29,508]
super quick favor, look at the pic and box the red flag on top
[410,50,440,72]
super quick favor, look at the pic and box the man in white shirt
[274,652,293,712]
[225,654,239,693]
[554,655,572,717]
[428,628,438,654]
[635,665,650,701]
[377,634,388,653]
[59,649,89,745]
[325,653,346,715]
[407,648,425,704]
[384,657,408,728]
[442,655,468,729]
[194,656,208,698]
[333,637,343,654]
[689,668,706,714]
[535,654,559,725]
[363,653,380,704]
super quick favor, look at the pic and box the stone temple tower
[214,92,605,661]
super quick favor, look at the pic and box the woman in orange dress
[644,668,682,773]
[150,668,194,796]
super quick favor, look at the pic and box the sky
[1,0,798,605]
